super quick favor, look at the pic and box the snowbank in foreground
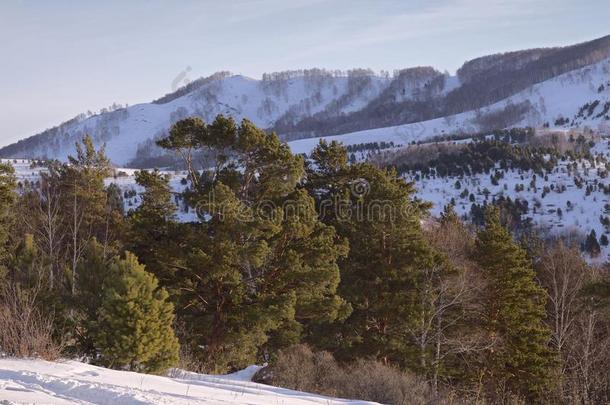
[0,358,377,404]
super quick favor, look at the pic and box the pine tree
[74,238,114,354]
[475,206,555,401]
[105,183,125,217]
[306,140,444,370]
[157,116,349,372]
[128,170,183,287]
[53,135,112,295]
[11,234,42,287]
[583,230,601,257]
[0,162,16,275]
[440,203,460,225]
[94,252,179,374]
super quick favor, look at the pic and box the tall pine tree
[475,206,555,401]
[156,116,349,372]
[53,135,112,295]
[0,162,16,276]
[74,238,114,355]
[306,140,445,370]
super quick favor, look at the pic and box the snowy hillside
[0,71,393,166]
[2,35,609,166]
[0,358,377,404]
[412,140,610,241]
[290,56,610,155]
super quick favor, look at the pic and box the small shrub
[167,341,205,377]
[339,359,431,405]
[0,284,63,360]
[254,345,434,405]
[253,344,342,397]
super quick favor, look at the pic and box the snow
[105,169,199,222]
[288,113,475,154]
[1,159,199,223]
[0,358,378,405]
[1,159,47,183]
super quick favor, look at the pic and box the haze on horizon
[0,0,608,147]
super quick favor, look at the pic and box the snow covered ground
[104,168,198,222]
[0,358,377,405]
[0,73,394,166]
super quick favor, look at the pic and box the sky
[0,0,608,147]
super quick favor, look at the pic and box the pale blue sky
[0,0,608,146]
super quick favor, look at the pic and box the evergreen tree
[475,206,555,401]
[74,239,114,355]
[11,234,43,288]
[128,170,184,287]
[583,230,601,257]
[53,136,113,294]
[0,162,16,275]
[105,183,125,217]
[440,203,460,225]
[157,116,348,372]
[94,252,179,374]
[306,140,444,370]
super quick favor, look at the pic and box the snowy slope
[290,57,610,155]
[492,56,610,130]
[401,136,610,262]
[289,113,470,154]
[0,73,392,166]
[0,358,377,404]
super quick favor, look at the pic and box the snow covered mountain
[290,55,610,154]
[1,35,609,166]
[0,71,394,166]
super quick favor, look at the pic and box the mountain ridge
[1,35,609,166]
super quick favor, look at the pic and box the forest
[0,116,609,404]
